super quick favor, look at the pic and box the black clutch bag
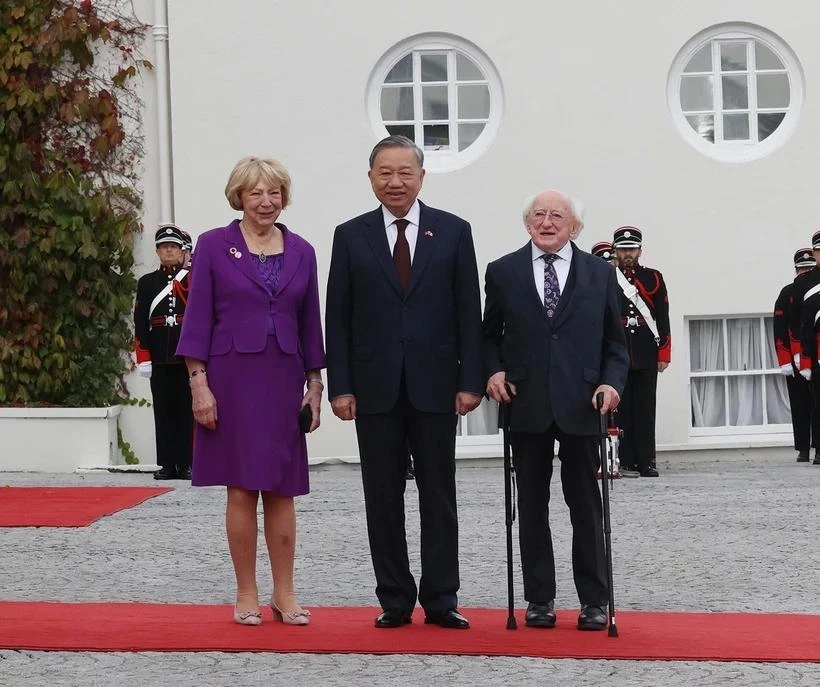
[298,404,313,433]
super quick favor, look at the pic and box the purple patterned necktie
[542,253,560,318]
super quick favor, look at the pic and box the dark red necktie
[393,218,411,290]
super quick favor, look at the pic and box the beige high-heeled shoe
[271,602,310,626]
[233,607,263,626]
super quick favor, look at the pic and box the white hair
[522,189,585,231]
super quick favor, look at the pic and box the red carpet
[0,487,173,527]
[0,602,818,662]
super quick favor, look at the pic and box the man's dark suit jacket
[326,201,484,413]
[482,242,629,435]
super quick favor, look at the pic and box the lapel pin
[229,247,237,254]
[424,230,434,237]
[234,251,242,259]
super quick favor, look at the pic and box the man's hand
[800,369,812,382]
[592,384,620,414]
[138,361,152,379]
[780,363,795,378]
[331,395,357,421]
[658,361,670,373]
[191,381,217,430]
[486,371,516,403]
[455,392,482,416]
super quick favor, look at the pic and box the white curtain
[690,319,726,427]
[458,397,500,436]
[764,319,792,423]
[727,319,762,425]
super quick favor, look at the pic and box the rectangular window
[688,315,791,434]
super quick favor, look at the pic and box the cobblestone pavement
[1,447,819,686]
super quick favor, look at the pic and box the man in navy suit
[482,189,628,631]
[326,135,483,629]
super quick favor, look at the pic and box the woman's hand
[301,385,322,432]
[191,379,218,430]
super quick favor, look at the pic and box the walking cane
[501,398,517,629]
[596,392,619,637]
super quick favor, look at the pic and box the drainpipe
[152,0,174,223]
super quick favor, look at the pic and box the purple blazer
[176,219,326,372]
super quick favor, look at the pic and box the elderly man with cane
[482,189,628,631]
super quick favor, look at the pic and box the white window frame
[687,314,792,438]
[667,23,804,163]
[367,33,504,173]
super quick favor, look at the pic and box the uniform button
[552,334,558,340]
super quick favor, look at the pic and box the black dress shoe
[424,608,470,629]
[577,604,607,631]
[525,601,556,628]
[797,451,810,462]
[177,465,192,480]
[153,466,177,480]
[639,466,659,477]
[375,609,412,628]
[813,453,820,465]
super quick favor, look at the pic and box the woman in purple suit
[177,156,325,626]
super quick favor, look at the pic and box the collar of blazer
[223,219,304,296]
[362,200,436,299]
[514,240,591,328]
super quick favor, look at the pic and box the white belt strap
[617,268,660,343]
[149,269,188,325]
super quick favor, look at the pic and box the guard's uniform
[134,225,193,478]
[794,235,820,463]
[773,247,815,460]
[612,227,670,476]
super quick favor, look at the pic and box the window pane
[386,124,415,140]
[727,318,762,371]
[755,42,784,70]
[757,73,790,108]
[381,87,414,121]
[686,114,714,143]
[765,375,791,424]
[722,75,749,109]
[680,75,713,111]
[728,376,763,425]
[458,123,485,151]
[720,42,747,71]
[456,53,484,81]
[758,112,786,141]
[763,318,780,368]
[423,124,449,150]
[684,44,712,73]
[723,113,750,140]
[691,377,726,427]
[422,85,448,119]
[420,54,447,82]
[457,396,499,436]
[458,84,490,119]
[385,54,412,83]
[690,319,725,371]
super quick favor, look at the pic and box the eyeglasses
[530,209,567,223]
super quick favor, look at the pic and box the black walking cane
[501,397,517,629]
[596,392,619,637]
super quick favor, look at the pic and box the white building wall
[124,0,820,464]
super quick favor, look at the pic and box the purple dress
[176,220,326,495]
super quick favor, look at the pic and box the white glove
[794,353,801,366]
[138,361,152,379]
[800,368,812,381]
[780,363,794,377]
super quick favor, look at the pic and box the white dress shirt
[382,200,421,262]
[531,240,573,305]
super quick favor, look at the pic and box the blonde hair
[224,156,292,211]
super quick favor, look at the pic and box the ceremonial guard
[794,232,820,464]
[773,248,816,462]
[612,226,670,477]
[134,224,194,480]
[591,241,616,264]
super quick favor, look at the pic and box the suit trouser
[618,367,658,472]
[354,387,459,614]
[511,426,608,607]
[787,373,813,452]
[150,363,193,469]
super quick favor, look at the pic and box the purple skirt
[191,335,308,495]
